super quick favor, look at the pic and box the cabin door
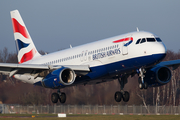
[122,42,128,55]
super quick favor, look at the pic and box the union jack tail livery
[10,10,41,64]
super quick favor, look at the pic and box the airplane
[0,9,179,103]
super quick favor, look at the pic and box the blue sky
[0,0,180,53]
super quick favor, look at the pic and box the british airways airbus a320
[1,10,180,103]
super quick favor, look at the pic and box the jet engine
[144,66,171,87]
[42,67,76,88]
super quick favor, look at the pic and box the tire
[123,91,130,102]
[51,93,59,103]
[114,91,122,102]
[144,82,148,89]
[59,92,66,104]
[139,83,143,89]
[138,77,141,83]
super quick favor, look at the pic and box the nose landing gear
[138,68,148,89]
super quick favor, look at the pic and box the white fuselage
[15,31,166,85]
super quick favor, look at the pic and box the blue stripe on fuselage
[34,53,166,87]
[86,53,166,79]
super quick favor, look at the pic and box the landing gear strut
[51,89,66,104]
[114,76,130,102]
[138,68,148,89]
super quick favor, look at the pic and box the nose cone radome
[153,42,167,62]
[159,42,167,54]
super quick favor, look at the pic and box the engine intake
[144,66,171,87]
[157,67,171,84]
[59,68,75,85]
[42,67,76,88]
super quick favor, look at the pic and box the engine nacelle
[42,67,76,88]
[144,66,171,87]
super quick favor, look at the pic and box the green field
[0,114,180,120]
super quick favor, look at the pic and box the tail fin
[10,10,41,64]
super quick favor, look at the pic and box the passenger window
[156,38,162,42]
[136,39,141,44]
[147,38,156,42]
[140,38,146,43]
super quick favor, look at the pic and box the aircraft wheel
[59,92,66,103]
[139,82,148,89]
[114,91,122,102]
[123,91,130,102]
[138,77,141,83]
[139,83,143,89]
[51,93,59,103]
[144,82,148,89]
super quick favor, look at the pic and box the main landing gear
[114,76,130,102]
[138,68,148,89]
[51,89,66,104]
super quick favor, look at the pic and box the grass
[0,114,180,120]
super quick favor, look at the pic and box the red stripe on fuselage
[19,48,37,64]
[113,37,133,43]
[12,18,29,39]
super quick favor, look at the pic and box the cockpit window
[136,37,158,45]
[140,38,146,43]
[147,38,156,42]
[136,39,141,44]
[156,38,162,42]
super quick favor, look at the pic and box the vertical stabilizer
[10,10,41,64]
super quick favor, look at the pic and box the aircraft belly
[103,53,166,76]
[86,60,108,79]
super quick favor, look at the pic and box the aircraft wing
[0,63,90,77]
[157,59,180,70]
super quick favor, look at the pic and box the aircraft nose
[153,41,167,62]
[161,42,167,55]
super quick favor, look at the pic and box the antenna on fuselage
[136,27,139,32]
[70,44,72,48]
